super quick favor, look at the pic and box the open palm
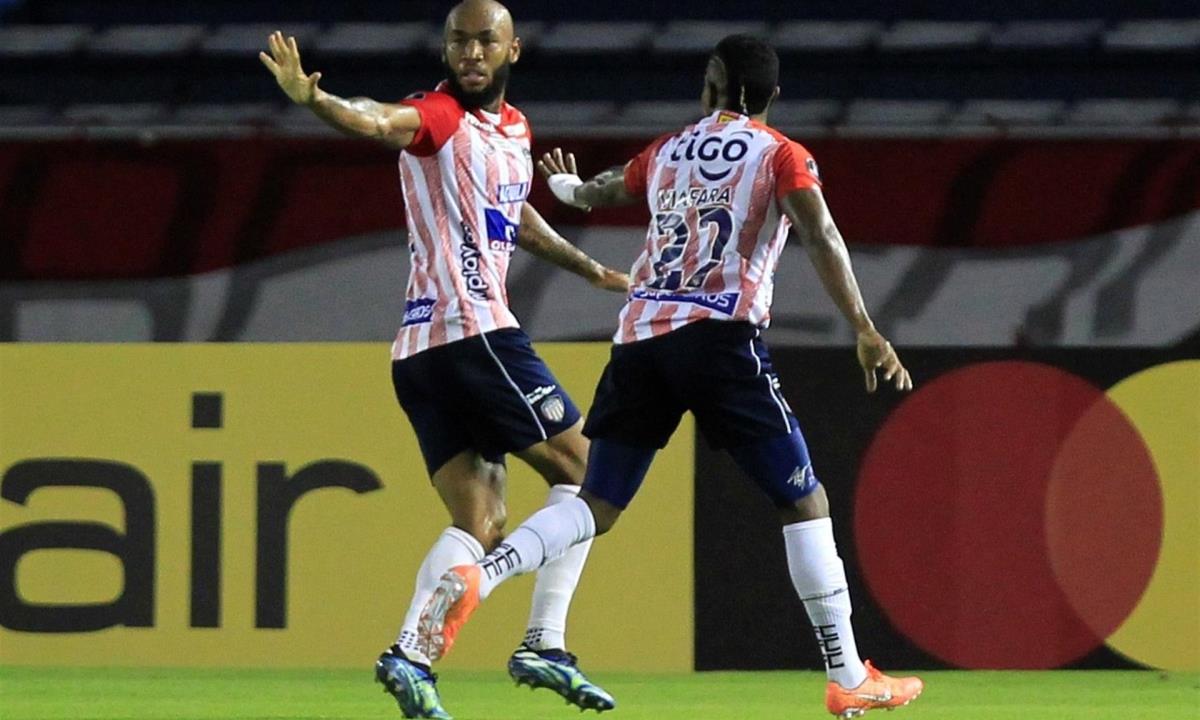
[259,31,321,105]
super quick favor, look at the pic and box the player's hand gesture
[259,31,322,106]
[857,329,912,393]
[539,148,592,211]
[537,147,578,178]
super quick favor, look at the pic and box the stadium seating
[1,3,1198,134]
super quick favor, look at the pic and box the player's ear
[509,36,521,64]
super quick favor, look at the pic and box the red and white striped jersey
[615,110,822,344]
[391,83,534,360]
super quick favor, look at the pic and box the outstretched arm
[780,187,913,393]
[259,31,420,149]
[538,148,639,209]
[518,203,630,292]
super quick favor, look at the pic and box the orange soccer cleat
[825,660,923,718]
[418,564,481,662]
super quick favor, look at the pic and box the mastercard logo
[853,360,1199,670]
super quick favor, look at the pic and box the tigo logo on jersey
[667,129,752,181]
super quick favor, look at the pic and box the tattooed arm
[518,203,630,292]
[260,31,419,149]
[538,148,640,209]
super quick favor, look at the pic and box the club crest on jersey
[806,157,821,180]
[458,222,490,301]
[657,186,732,210]
[667,128,752,181]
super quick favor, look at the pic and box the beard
[443,58,511,111]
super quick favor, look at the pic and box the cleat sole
[419,573,468,662]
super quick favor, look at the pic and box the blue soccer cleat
[375,648,453,719]
[507,645,616,713]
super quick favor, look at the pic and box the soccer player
[259,3,624,718]
[418,35,924,718]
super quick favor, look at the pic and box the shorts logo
[524,385,565,422]
[540,395,566,423]
[789,464,815,490]
[524,384,557,405]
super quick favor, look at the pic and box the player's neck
[717,104,770,126]
[480,92,505,114]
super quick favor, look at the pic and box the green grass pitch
[2,667,1196,719]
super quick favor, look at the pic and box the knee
[545,447,587,487]
[580,491,623,536]
[457,519,505,552]
[778,483,830,525]
[450,498,508,552]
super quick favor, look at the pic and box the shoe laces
[538,648,578,667]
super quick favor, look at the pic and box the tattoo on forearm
[576,166,630,207]
[311,94,394,141]
[518,224,602,280]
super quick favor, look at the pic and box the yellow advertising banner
[0,344,694,671]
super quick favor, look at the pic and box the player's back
[617,110,820,344]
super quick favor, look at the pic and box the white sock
[478,496,596,600]
[395,526,485,665]
[524,485,594,651]
[783,518,868,689]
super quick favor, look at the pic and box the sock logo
[814,624,846,669]
[481,543,522,580]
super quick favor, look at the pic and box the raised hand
[856,329,913,393]
[537,147,579,179]
[259,31,322,106]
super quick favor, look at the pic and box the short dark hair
[712,34,779,115]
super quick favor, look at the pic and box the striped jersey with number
[391,83,534,360]
[615,110,822,344]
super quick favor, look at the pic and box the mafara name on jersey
[656,186,733,211]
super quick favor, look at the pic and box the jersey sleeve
[773,140,822,198]
[399,92,462,157]
[623,133,671,197]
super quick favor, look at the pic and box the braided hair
[713,34,779,115]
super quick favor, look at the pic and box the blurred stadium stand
[0,0,1197,135]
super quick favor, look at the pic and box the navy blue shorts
[583,320,796,450]
[392,328,582,477]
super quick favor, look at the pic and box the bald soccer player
[261,3,622,717]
